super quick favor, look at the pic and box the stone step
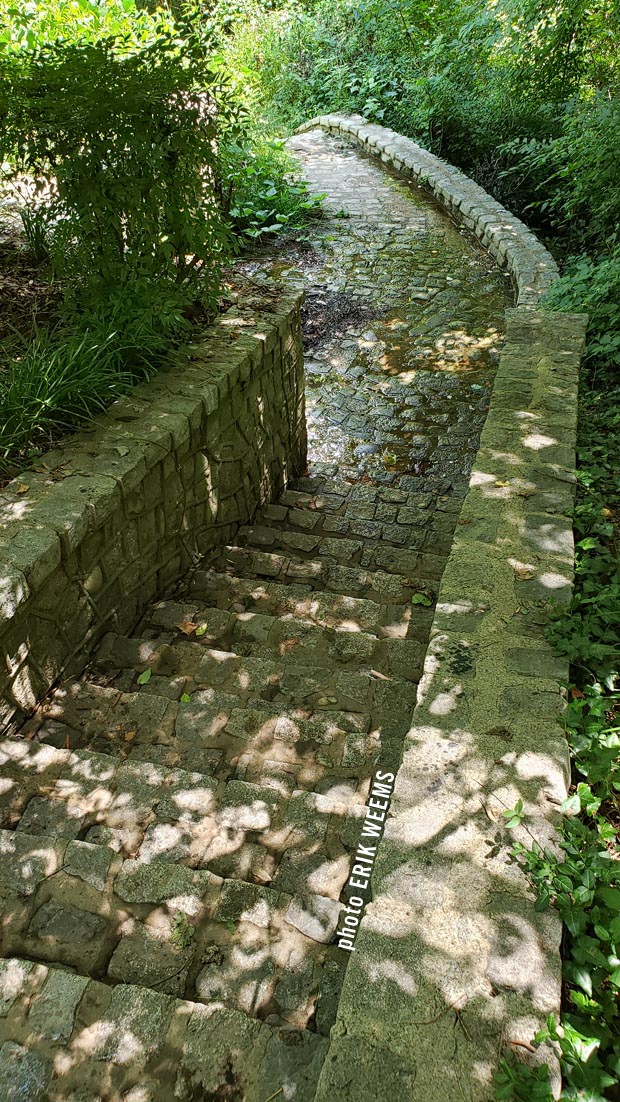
[200,542,441,606]
[25,680,380,791]
[258,496,457,557]
[0,733,355,1027]
[0,734,364,892]
[0,956,332,1099]
[138,600,421,677]
[88,630,424,711]
[256,482,440,546]
[157,576,408,636]
[282,475,441,514]
[140,594,399,645]
[185,570,435,649]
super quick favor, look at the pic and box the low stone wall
[0,289,306,732]
[298,113,558,306]
[301,117,589,1100]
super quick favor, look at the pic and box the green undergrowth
[498,338,620,1098]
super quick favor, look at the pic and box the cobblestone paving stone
[0,130,512,1100]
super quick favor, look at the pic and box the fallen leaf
[177,621,197,635]
[16,483,29,494]
[512,565,535,581]
[124,730,137,742]
[482,802,499,822]
[137,668,152,686]
[494,480,510,488]
[195,624,208,637]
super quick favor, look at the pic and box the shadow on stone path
[0,129,512,1101]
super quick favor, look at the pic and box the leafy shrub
[220,134,324,239]
[0,0,164,52]
[0,22,237,324]
[500,95,620,251]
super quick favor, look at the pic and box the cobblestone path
[0,131,511,1101]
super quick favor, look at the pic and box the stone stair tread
[0,731,353,1025]
[0,955,332,1098]
[87,629,423,710]
[227,527,442,580]
[197,543,427,602]
[26,680,383,782]
[142,595,403,642]
[179,573,414,634]
[0,734,361,890]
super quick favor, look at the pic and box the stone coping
[297,113,559,307]
[0,287,306,731]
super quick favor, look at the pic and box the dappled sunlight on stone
[428,684,464,716]
[522,431,558,450]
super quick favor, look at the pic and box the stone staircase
[0,467,456,1101]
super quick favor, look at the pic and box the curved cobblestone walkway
[0,131,511,1101]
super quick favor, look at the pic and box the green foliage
[219,134,324,240]
[170,911,195,950]
[495,1058,553,1102]
[0,2,325,471]
[0,22,236,318]
[411,591,433,606]
[544,250,620,371]
[0,319,164,473]
[501,96,620,251]
[220,0,619,252]
[0,0,167,52]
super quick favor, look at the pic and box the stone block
[0,958,37,1017]
[28,969,90,1042]
[0,1042,51,1102]
[27,902,109,971]
[114,860,217,911]
[0,829,64,896]
[92,984,175,1066]
[64,840,115,891]
[216,880,282,928]
[108,924,193,997]
[285,894,340,944]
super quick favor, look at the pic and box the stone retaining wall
[298,113,558,306]
[0,289,306,732]
[301,117,589,1100]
